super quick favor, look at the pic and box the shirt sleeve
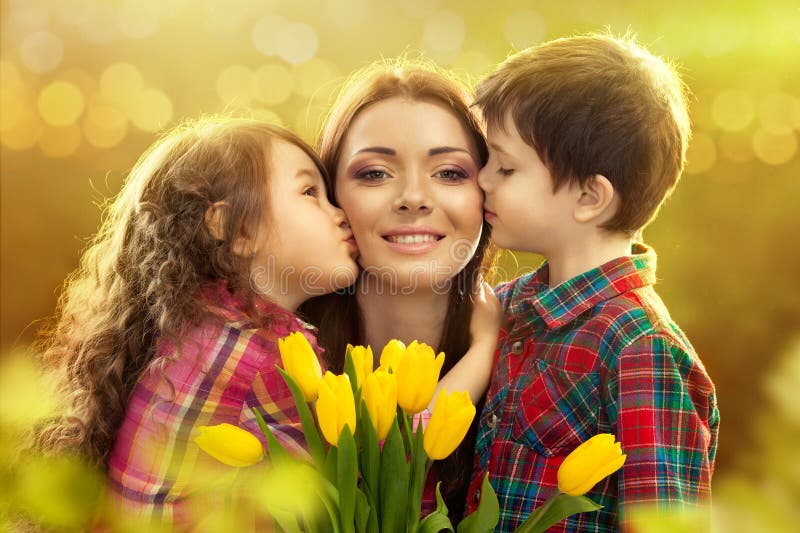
[606,333,718,518]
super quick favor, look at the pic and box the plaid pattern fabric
[468,244,719,532]
[105,280,322,530]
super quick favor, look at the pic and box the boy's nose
[477,166,493,192]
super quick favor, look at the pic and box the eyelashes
[353,167,471,182]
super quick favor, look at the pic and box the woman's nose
[393,175,432,214]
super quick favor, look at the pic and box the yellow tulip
[278,332,323,402]
[194,423,264,467]
[393,341,445,414]
[362,370,398,440]
[557,433,627,496]
[423,388,476,460]
[316,372,357,446]
[347,344,374,389]
[378,339,406,372]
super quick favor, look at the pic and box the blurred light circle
[7,0,50,32]
[252,14,288,57]
[254,63,294,106]
[37,81,85,126]
[130,88,173,133]
[422,11,465,54]
[100,62,144,111]
[325,0,369,29]
[684,131,717,174]
[275,22,318,64]
[19,31,64,73]
[719,131,755,163]
[758,92,795,136]
[78,3,120,44]
[293,57,340,100]
[38,124,82,158]
[504,10,547,50]
[752,128,797,166]
[117,1,161,40]
[1,107,43,151]
[450,50,494,80]
[216,65,255,105]
[100,62,145,113]
[711,90,755,132]
[83,101,128,148]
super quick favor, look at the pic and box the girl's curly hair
[34,117,326,467]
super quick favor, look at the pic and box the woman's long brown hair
[34,117,328,467]
[300,59,497,519]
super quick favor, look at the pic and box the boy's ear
[205,202,254,258]
[573,174,618,225]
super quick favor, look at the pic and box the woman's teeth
[385,234,440,244]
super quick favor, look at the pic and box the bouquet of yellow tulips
[195,333,627,532]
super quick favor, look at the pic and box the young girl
[34,117,359,528]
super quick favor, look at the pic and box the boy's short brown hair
[475,33,691,233]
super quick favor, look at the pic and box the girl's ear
[573,174,618,225]
[205,201,227,240]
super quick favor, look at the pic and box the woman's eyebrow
[429,146,471,156]
[355,146,395,155]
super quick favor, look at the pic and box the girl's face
[251,139,358,310]
[335,97,484,293]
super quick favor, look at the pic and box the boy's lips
[483,205,497,220]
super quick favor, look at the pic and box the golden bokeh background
[1,0,798,528]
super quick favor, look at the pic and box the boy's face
[478,116,576,256]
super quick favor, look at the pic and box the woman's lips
[381,227,445,255]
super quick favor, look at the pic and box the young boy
[467,34,719,531]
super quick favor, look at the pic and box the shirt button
[511,341,523,355]
[487,413,498,429]
[473,489,481,503]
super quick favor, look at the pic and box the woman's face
[335,97,484,293]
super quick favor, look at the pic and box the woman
[301,59,499,518]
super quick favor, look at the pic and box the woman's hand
[469,281,503,349]
[429,282,503,409]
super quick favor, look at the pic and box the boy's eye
[435,168,469,181]
[497,167,515,177]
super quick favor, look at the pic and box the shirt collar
[524,243,657,330]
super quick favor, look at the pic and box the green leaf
[277,366,326,467]
[418,484,454,533]
[344,345,359,395]
[314,478,342,533]
[406,417,429,533]
[514,493,602,533]
[379,418,409,533]
[456,474,498,533]
[338,425,358,533]
[359,403,381,516]
[354,488,371,533]
[254,408,292,465]
[268,505,304,533]
[324,444,339,485]
[419,513,455,533]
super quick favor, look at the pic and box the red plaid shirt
[467,244,719,531]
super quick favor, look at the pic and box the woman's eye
[356,169,388,181]
[498,167,515,177]
[435,168,469,181]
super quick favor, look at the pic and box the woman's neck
[356,282,449,363]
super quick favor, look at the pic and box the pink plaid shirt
[105,280,322,529]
